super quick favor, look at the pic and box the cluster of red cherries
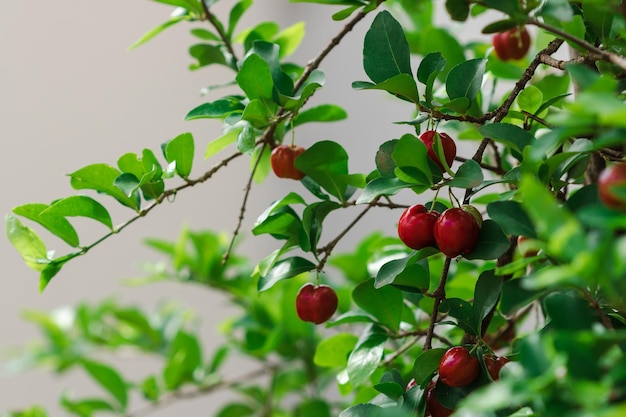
[407,346,510,416]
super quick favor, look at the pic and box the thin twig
[423,257,452,350]
[200,0,238,65]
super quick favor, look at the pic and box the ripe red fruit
[484,355,510,381]
[493,26,531,61]
[419,130,457,172]
[438,346,480,387]
[598,163,626,211]
[425,381,453,417]
[433,208,480,258]
[270,144,306,180]
[295,283,338,325]
[397,204,440,250]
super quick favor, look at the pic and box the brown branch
[200,0,238,65]
[424,256,452,350]
[580,288,614,330]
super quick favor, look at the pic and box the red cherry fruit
[270,144,306,180]
[419,130,457,172]
[598,163,626,211]
[433,208,480,258]
[425,381,454,417]
[295,283,338,325]
[397,204,440,250]
[493,26,531,61]
[438,346,480,387]
[484,355,510,381]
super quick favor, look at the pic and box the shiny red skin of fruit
[270,145,306,180]
[433,208,480,258]
[493,27,531,61]
[419,130,457,171]
[397,204,440,250]
[485,355,510,381]
[598,163,626,211]
[438,346,480,387]
[425,381,454,417]
[295,283,338,325]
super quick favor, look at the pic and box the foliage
[5,0,626,416]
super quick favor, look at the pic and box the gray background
[1,1,478,415]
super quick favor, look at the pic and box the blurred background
[1,1,475,414]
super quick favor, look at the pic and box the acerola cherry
[425,381,454,417]
[438,346,480,387]
[493,26,531,61]
[295,283,338,325]
[461,204,483,228]
[433,208,480,258]
[484,355,510,381]
[270,144,306,180]
[419,130,457,172]
[397,204,440,250]
[598,163,626,211]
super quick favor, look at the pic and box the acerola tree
[5,0,626,416]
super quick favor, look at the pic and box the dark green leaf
[440,298,476,334]
[354,74,420,103]
[500,278,548,316]
[188,44,229,70]
[417,52,447,84]
[235,54,274,100]
[448,159,483,188]
[363,11,412,83]
[185,97,245,120]
[472,270,503,333]
[258,256,316,291]
[478,123,534,155]
[295,141,354,202]
[392,134,432,185]
[487,200,536,238]
[375,255,430,291]
[446,58,487,103]
[412,348,447,385]
[347,325,387,386]
[446,0,470,21]
[352,279,403,331]
[81,359,128,408]
[464,219,510,260]
[356,177,412,204]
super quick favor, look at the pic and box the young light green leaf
[6,214,49,272]
[314,333,359,367]
[42,196,113,230]
[292,104,347,127]
[363,11,412,83]
[13,203,79,247]
[227,0,253,37]
[205,128,240,159]
[128,15,187,50]
[80,359,128,409]
[163,331,203,390]
[69,164,139,211]
[163,132,194,178]
[149,0,203,14]
[185,97,245,120]
[273,21,306,58]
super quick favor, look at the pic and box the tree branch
[424,256,452,350]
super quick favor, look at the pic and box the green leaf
[375,254,430,292]
[448,160,483,188]
[69,164,139,210]
[487,201,536,238]
[204,129,239,158]
[347,325,387,387]
[163,331,202,390]
[61,396,115,417]
[517,85,543,114]
[440,298,476,334]
[241,99,272,128]
[363,11,412,83]
[258,256,316,291]
[314,333,359,367]
[478,123,534,155]
[6,214,49,272]
[412,348,447,385]
[294,141,353,202]
[185,97,245,120]
[446,58,487,103]
[80,359,128,408]
[163,132,194,178]
[149,0,203,14]
[356,177,412,204]
[500,278,548,316]
[417,52,447,106]
[464,220,510,260]
[292,104,348,127]
[353,74,420,103]
[13,203,80,247]
[446,0,470,21]
[188,44,229,70]
[237,123,256,154]
[392,134,432,185]
[472,270,503,333]
[42,196,113,230]
[537,0,573,21]
[128,15,187,50]
[273,21,306,58]
[236,54,274,100]
[352,279,403,332]
[227,0,253,38]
